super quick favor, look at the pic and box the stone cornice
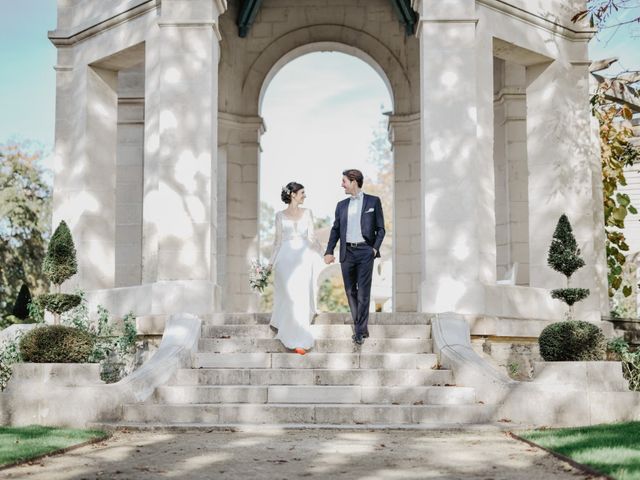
[157,20,222,41]
[412,0,594,41]
[476,0,595,41]
[48,0,159,47]
[49,0,227,47]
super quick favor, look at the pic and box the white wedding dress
[269,208,322,350]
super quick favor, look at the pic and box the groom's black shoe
[353,334,365,345]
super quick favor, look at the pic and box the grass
[520,422,640,480]
[0,425,108,467]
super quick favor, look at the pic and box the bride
[269,181,322,354]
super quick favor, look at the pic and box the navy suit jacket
[325,193,386,263]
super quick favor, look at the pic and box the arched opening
[258,48,394,313]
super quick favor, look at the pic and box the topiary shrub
[42,220,77,286]
[37,293,82,315]
[539,320,606,361]
[547,214,590,320]
[19,325,94,363]
[38,220,79,324]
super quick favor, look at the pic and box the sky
[0,2,638,219]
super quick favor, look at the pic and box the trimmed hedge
[42,220,77,286]
[550,288,590,306]
[36,293,81,315]
[19,325,94,363]
[539,320,606,361]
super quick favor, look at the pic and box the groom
[324,169,385,345]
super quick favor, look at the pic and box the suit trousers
[340,244,375,336]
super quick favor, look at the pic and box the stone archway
[219,24,421,312]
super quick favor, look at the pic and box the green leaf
[629,205,638,215]
[613,206,627,222]
[623,285,632,297]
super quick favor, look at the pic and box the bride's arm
[307,209,323,255]
[269,212,282,265]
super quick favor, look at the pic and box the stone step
[172,368,454,386]
[122,403,493,424]
[154,385,475,405]
[207,312,432,326]
[201,324,431,339]
[193,353,439,370]
[197,337,433,353]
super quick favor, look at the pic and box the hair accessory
[281,185,291,195]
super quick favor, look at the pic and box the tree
[572,1,640,30]
[0,141,51,318]
[547,214,590,319]
[38,220,81,324]
[571,2,640,298]
[12,284,32,321]
[365,117,393,233]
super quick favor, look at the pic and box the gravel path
[0,427,603,479]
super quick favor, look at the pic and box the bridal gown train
[269,208,322,350]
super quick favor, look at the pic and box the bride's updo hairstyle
[281,182,304,204]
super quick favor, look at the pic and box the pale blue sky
[0,3,638,216]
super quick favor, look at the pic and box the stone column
[527,60,606,320]
[219,113,264,312]
[51,49,119,291]
[494,60,529,285]
[142,0,225,307]
[414,0,486,314]
[389,113,421,312]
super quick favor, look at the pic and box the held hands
[324,254,335,265]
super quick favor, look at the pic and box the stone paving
[0,427,602,480]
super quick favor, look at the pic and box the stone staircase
[116,313,494,427]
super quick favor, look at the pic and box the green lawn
[0,425,108,467]
[520,422,640,480]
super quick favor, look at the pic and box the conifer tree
[42,220,77,287]
[12,283,31,320]
[547,214,590,319]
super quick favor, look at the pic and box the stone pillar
[527,60,606,320]
[494,60,529,285]
[219,113,264,312]
[141,0,225,305]
[414,0,486,314]
[389,113,421,312]
[52,55,119,291]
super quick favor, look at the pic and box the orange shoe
[294,348,306,355]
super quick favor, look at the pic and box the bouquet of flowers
[249,259,272,293]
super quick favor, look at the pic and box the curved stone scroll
[432,312,515,404]
[0,313,201,427]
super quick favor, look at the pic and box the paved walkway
[0,427,601,479]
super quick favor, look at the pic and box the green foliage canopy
[0,142,51,317]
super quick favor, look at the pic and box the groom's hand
[324,254,335,264]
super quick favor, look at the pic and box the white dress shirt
[346,191,365,243]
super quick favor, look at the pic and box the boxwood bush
[37,293,81,315]
[19,325,94,363]
[539,320,606,361]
